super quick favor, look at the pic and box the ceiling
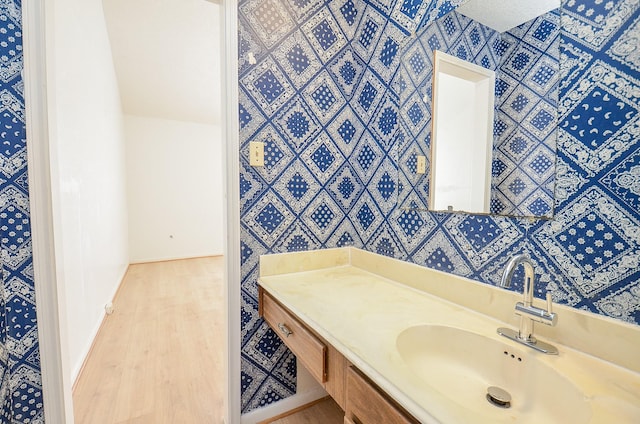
[100,0,558,125]
[456,0,560,33]
[102,0,222,125]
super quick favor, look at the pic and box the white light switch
[250,141,265,167]
[417,155,426,174]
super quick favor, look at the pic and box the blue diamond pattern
[264,141,284,169]
[508,178,527,196]
[426,247,454,271]
[357,144,377,173]
[397,209,425,237]
[529,154,553,175]
[409,51,426,75]
[311,83,337,112]
[356,203,375,230]
[359,19,379,50]
[406,102,424,126]
[311,203,335,230]
[376,171,396,201]
[285,234,310,251]
[311,143,335,173]
[337,119,356,143]
[458,216,503,252]
[358,81,378,111]
[337,232,354,246]
[532,19,557,42]
[286,111,310,139]
[400,0,422,19]
[313,20,338,51]
[509,135,529,155]
[529,108,554,132]
[256,203,285,234]
[337,176,355,199]
[340,0,358,26]
[379,37,399,67]
[377,106,397,136]
[532,64,555,86]
[254,2,287,34]
[340,61,357,84]
[528,198,550,216]
[286,44,311,74]
[254,70,285,104]
[286,173,309,200]
[237,0,640,415]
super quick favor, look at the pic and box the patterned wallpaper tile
[0,0,44,421]
[237,0,640,414]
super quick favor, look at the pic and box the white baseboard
[239,386,328,424]
[71,263,129,385]
[129,252,223,264]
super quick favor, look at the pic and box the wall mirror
[397,0,561,218]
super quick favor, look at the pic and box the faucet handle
[515,293,558,326]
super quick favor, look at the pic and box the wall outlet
[417,155,426,174]
[249,141,265,167]
[105,302,114,315]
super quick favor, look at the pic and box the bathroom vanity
[258,247,640,423]
[259,288,418,423]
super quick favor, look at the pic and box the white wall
[48,0,130,380]
[124,115,224,263]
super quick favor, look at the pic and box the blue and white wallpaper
[0,0,44,422]
[396,9,560,218]
[238,0,639,414]
[492,13,559,217]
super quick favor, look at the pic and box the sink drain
[486,386,511,408]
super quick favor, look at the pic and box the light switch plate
[417,155,426,174]
[250,141,265,167]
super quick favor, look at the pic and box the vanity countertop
[258,247,640,423]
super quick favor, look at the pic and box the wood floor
[73,256,343,424]
[268,397,343,424]
[73,257,225,424]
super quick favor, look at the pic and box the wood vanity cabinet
[258,286,417,423]
[259,287,346,408]
[260,287,327,384]
[345,366,419,424]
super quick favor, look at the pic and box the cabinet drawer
[346,367,418,424]
[260,289,327,384]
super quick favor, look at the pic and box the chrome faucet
[497,254,558,354]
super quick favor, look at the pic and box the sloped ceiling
[102,0,221,125]
[456,0,560,32]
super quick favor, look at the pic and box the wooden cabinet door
[345,367,418,424]
[260,288,327,384]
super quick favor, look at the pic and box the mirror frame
[430,50,496,214]
[396,7,561,220]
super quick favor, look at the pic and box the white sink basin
[396,325,591,423]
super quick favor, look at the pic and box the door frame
[24,0,74,421]
[222,1,241,423]
[23,0,241,422]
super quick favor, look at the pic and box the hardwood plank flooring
[73,257,225,424]
[268,397,344,424]
[74,256,345,423]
